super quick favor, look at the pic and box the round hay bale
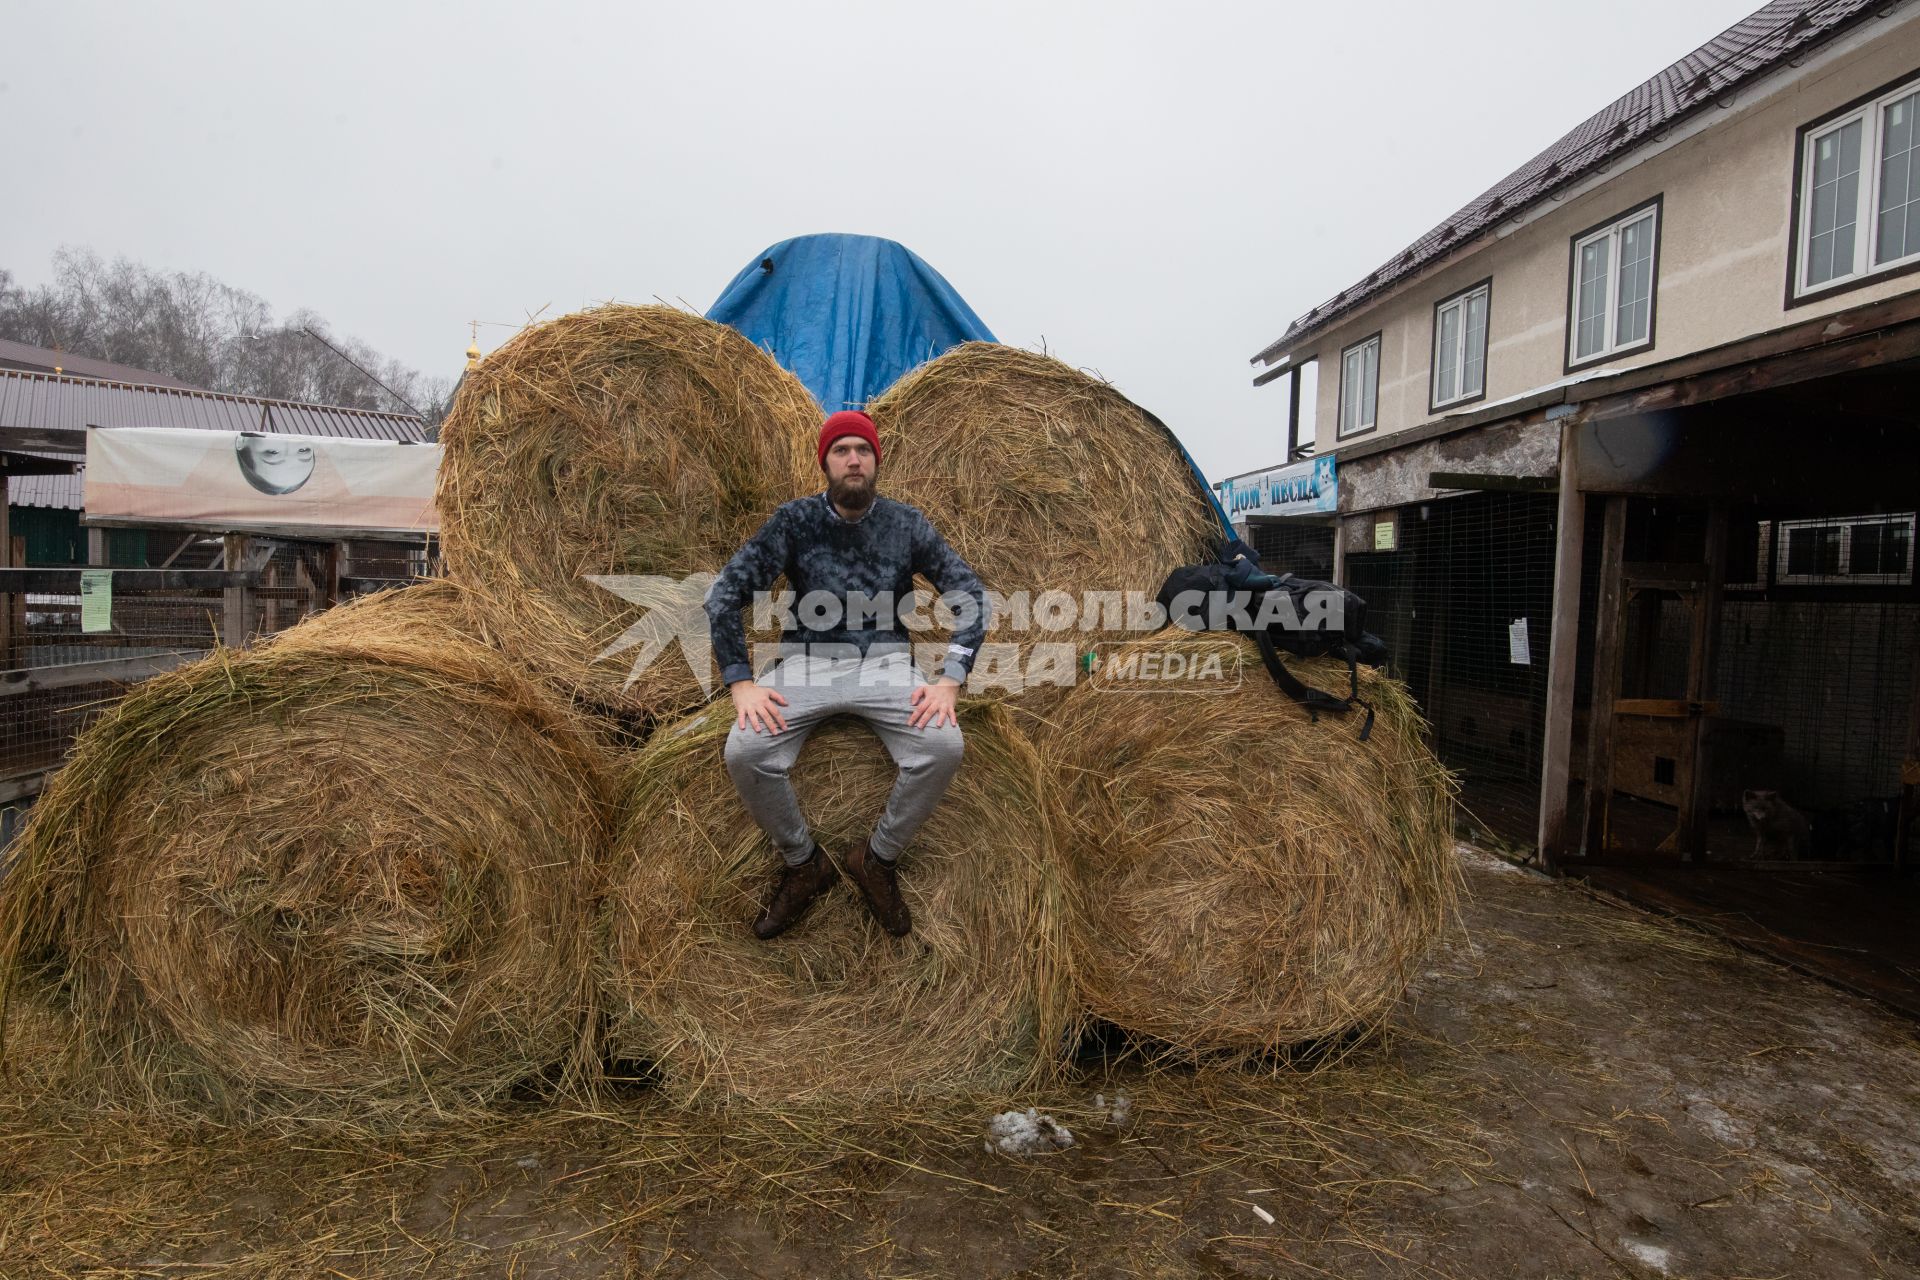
[606,700,1068,1106]
[867,343,1222,692]
[436,304,822,719]
[270,577,488,663]
[1043,630,1458,1055]
[0,584,618,1121]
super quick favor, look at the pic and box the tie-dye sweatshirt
[704,491,990,686]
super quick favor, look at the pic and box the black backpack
[1155,539,1382,739]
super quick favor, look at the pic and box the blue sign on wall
[1216,456,1337,518]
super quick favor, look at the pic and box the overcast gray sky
[5,0,1759,482]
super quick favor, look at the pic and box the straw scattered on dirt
[5,850,1917,1278]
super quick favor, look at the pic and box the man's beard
[828,470,877,512]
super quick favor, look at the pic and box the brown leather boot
[752,844,839,940]
[845,836,912,937]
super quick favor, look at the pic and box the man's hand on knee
[907,677,960,730]
[731,679,790,734]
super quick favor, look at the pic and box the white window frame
[1337,333,1380,439]
[1567,199,1660,369]
[1793,73,1920,299]
[1431,280,1491,410]
[1774,512,1916,586]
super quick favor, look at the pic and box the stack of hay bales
[0,583,617,1121]
[0,303,1457,1117]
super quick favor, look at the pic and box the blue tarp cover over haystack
[707,234,995,414]
[709,232,1234,540]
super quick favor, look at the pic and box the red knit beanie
[816,410,881,468]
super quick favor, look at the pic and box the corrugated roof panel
[8,470,84,511]
[0,368,426,442]
[5,447,84,511]
[0,337,204,390]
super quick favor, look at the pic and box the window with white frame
[1569,199,1659,366]
[1338,334,1380,437]
[1776,513,1915,585]
[1432,281,1489,408]
[1795,74,1920,297]
[1728,514,1916,588]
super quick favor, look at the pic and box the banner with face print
[83,426,440,537]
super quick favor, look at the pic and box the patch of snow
[1455,842,1532,875]
[1622,1241,1672,1273]
[986,1109,1074,1156]
[1681,1095,1747,1147]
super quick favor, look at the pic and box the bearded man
[704,410,990,940]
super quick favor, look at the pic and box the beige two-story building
[1247,0,1919,995]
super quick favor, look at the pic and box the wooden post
[223,532,253,648]
[264,557,282,635]
[1536,424,1587,866]
[1896,635,1920,872]
[1331,517,1348,587]
[1581,496,1630,859]
[1286,367,1303,461]
[8,537,23,670]
[1677,502,1729,857]
[323,542,342,611]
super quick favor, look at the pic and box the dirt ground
[3,846,1917,1279]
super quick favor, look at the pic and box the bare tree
[0,249,451,425]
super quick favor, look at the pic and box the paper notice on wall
[1508,617,1531,665]
[80,569,113,634]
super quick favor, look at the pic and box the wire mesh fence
[343,537,435,591]
[2,533,434,798]
[1346,492,1563,845]
[1245,519,1336,581]
[1611,503,1916,860]
[4,571,228,785]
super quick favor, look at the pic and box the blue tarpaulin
[709,232,1233,543]
[707,234,995,415]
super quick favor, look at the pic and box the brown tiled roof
[1251,0,1886,366]
[0,337,202,390]
[0,368,426,442]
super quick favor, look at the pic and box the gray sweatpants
[723,649,965,866]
